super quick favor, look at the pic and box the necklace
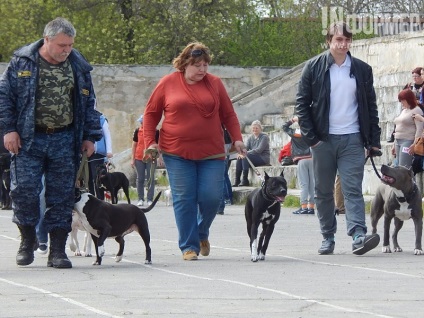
[179,72,219,118]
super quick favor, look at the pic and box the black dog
[96,164,131,204]
[245,171,287,262]
[73,190,162,265]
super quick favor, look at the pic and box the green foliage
[0,0,377,67]
[281,195,300,207]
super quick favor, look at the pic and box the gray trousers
[394,138,414,168]
[297,158,314,205]
[134,159,155,202]
[310,133,367,239]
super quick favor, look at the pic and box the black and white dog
[371,164,423,255]
[74,190,161,265]
[245,171,287,262]
[96,164,131,204]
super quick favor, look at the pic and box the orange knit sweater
[143,72,242,160]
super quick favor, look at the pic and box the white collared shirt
[329,54,360,135]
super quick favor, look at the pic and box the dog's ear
[280,169,285,178]
[264,172,270,180]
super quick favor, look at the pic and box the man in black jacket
[295,21,381,255]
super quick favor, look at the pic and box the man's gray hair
[43,17,76,39]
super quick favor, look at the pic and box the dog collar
[396,183,418,204]
[261,186,279,210]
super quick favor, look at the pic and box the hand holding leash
[234,140,247,156]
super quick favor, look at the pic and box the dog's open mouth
[381,174,395,185]
[273,195,286,202]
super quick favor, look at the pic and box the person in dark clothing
[295,21,381,256]
[0,17,101,268]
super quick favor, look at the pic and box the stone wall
[0,63,288,154]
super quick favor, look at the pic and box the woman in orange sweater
[143,42,246,261]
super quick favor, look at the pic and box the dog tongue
[275,196,285,202]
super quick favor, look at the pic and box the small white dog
[69,210,93,257]
[164,187,172,206]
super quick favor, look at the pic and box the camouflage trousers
[10,130,75,233]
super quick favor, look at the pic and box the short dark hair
[398,89,418,108]
[326,22,353,42]
[412,67,423,76]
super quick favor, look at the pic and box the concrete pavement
[0,201,422,318]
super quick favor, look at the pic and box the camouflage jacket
[0,39,102,162]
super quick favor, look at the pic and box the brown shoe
[200,240,210,256]
[183,250,198,261]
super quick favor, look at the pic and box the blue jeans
[311,133,366,238]
[163,154,224,254]
[218,157,232,212]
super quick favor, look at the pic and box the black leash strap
[365,149,382,179]
[76,151,89,191]
[144,148,159,191]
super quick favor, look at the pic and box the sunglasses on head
[190,49,206,57]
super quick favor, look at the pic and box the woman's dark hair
[172,42,212,72]
[412,67,423,76]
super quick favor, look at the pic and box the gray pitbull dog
[371,164,423,255]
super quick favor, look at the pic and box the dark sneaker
[293,208,308,214]
[37,243,48,255]
[352,234,380,255]
[307,208,315,214]
[318,238,335,255]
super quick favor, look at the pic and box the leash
[364,148,383,179]
[245,155,264,183]
[76,151,89,191]
[144,148,159,191]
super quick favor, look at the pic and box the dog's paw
[84,253,92,257]
[258,252,265,261]
[414,249,423,255]
[382,246,392,253]
[393,247,403,252]
[92,261,101,265]
[98,245,105,257]
[74,251,82,256]
[145,260,152,265]
[115,255,123,262]
[251,255,259,262]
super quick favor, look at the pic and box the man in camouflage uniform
[0,17,102,268]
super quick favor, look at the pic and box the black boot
[239,170,250,186]
[232,169,242,187]
[48,228,72,268]
[16,225,36,266]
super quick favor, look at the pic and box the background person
[131,115,157,207]
[0,17,101,268]
[295,21,381,256]
[392,89,423,168]
[282,116,315,215]
[217,127,233,215]
[232,120,270,187]
[88,112,113,199]
[143,42,246,261]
